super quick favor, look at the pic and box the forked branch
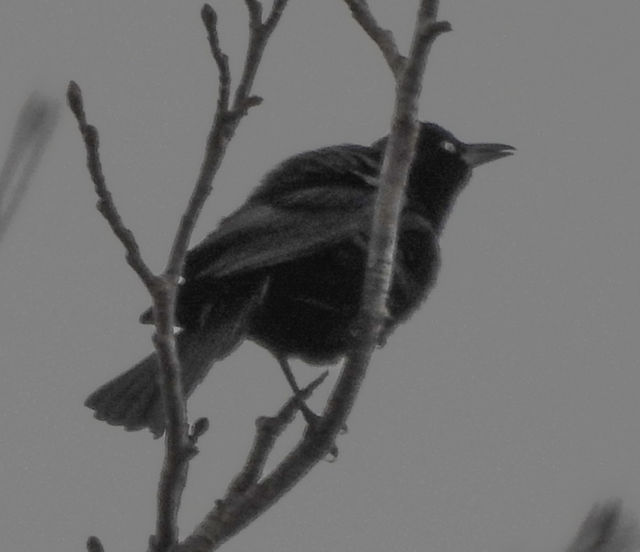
[70,3,290,552]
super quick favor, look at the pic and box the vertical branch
[359,5,450,342]
[153,3,290,551]
[231,0,288,114]
[343,0,405,77]
[67,83,157,288]
[165,0,288,282]
[150,277,191,552]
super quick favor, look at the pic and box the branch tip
[264,0,289,30]
[420,19,451,37]
[255,415,275,431]
[236,95,263,115]
[201,4,217,30]
[246,95,263,106]
[190,417,210,441]
[306,370,329,393]
[343,0,404,77]
[66,81,86,124]
[421,0,439,20]
[244,0,263,24]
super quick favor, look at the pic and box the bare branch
[231,0,289,116]
[190,417,210,442]
[69,3,289,548]
[343,0,405,78]
[165,0,289,282]
[263,0,289,33]
[229,371,328,495]
[244,0,263,26]
[151,286,193,552]
[66,82,157,289]
[319,0,451,482]
[67,80,189,549]
[153,3,291,550]
[176,372,327,552]
[201,5,231,114]
[422,0,441,19]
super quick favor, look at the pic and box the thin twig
[201,5,231,115]
[65,100,190,551]
[150,10,237,546]
[67,81,188,550]
[244,0,263,26]
[153,2,290,550]
[343,0,405,78]
[175,372,328,552]
[231,0,288,115]
[263,0,289,31]
[175,3,448,550]
[229,371,329,495]
[66,82,157,289]
[165,0,288,281]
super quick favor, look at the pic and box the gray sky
[1,1,640,551]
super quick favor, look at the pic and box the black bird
[85,122,514,436]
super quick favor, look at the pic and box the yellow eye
[440,140,457,154]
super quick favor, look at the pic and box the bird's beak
[462,143,515,168]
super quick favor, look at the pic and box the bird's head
[412,121,514,180]
[398,122,515,232]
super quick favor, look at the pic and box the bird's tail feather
[85,279,267,437]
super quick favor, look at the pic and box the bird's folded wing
[186,188,375,281]
[184,141,384,280]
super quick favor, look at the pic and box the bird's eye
[440,140,457,154]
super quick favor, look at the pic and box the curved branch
[67,83,157,289]
[343,0,405,77]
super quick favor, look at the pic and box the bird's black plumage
[85,122,514,436]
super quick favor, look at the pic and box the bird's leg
[276,355,322,428]
[276,355,340,460]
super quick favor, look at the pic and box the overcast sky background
[1,1,640,551]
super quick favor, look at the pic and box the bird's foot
[294,402,347,461]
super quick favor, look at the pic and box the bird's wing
[185,142,384,281]
[139,144,383,325]
[137,197,373,326]
[186,192,373,281]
